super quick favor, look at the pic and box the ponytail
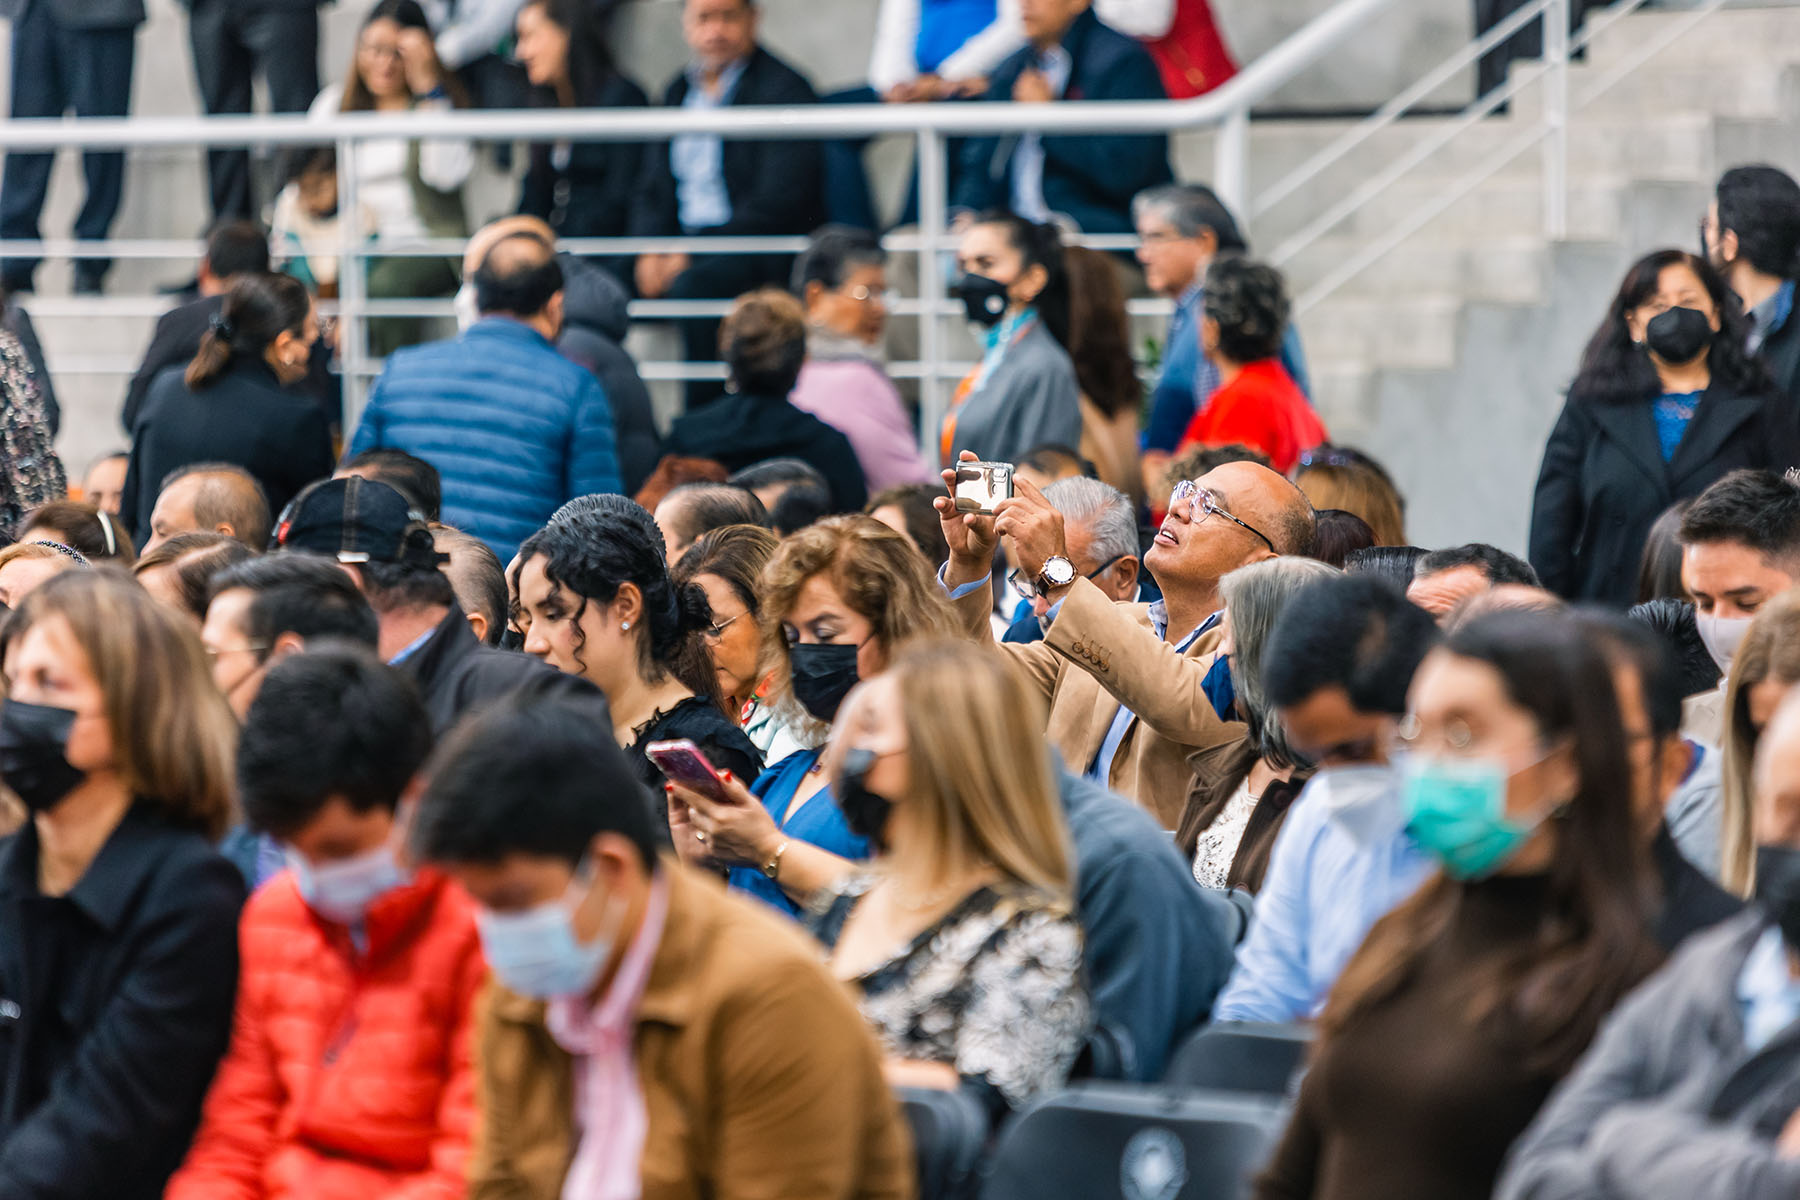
[185,273,311,391]
[975,209,1071,351]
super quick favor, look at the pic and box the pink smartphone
[644,739,730,803]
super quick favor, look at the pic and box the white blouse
[1191,775,1258,889]
[308,87,473,239]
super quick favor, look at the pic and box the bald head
[1144,459,1317,609]
[463,215,556,278]
[145,466,271,552]
[470,225,564,337]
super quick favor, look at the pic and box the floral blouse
[807,875,1091,1112]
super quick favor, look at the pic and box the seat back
[982,1083,1287,1200]
[1162,1022,1312,1097]
[897,1085,991,1200]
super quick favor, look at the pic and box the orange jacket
[166,867,486,1200]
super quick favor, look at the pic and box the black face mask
[789,642,861,723]
[836,747,894,849]
[1756,845,1800,948]
[1645,305,1713,365]
[955,273,1011,328]
[0,700,85,814]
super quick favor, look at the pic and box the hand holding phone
[645,739,730,804]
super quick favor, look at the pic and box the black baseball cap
[272,476,444,568]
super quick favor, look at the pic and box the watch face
[1041,557,1077,587]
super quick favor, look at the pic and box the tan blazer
[468,863,916,1200]
[956,575,1246,828]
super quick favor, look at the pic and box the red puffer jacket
[166,868,486,1200]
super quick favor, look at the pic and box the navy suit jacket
[4,0,145,28]
[953,9,1173,235]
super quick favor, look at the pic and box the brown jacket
[1174,739,1314,893]
[467,864,916,1200]
[954,575,1245,828]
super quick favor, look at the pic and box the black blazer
[0,806,244,1198]
[122,294,339,436]
[1758,294,1800,431]
[120,355,336,544]
[399,604,608,736]
[953,8,1173,236]
[628,46,824,239]
[1529,379,1800,605]
[518,74,649,241]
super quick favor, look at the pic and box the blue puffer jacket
[348,319,622,560]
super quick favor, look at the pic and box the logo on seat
[1121,1126,1186,1200]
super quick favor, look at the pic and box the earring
[621,621,631,631]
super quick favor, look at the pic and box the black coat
[556,253,660,494]
[1652,823,1741,953]
[398,604,607,735]
[518,74,649,241]
[629,46,824,239]
[1529,380,1800,604]
[663,389,869,511]
[0,805,244,1199]
[1758,290,1800,432]
[121,293,339,436]
[120,355,336,545]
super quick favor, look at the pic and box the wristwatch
[761,839,790,881]
[1036,555,1078,595]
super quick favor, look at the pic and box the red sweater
[1178,359,1327,474]
[166,869,485,1200]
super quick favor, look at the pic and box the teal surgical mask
[1400,753,1554,880]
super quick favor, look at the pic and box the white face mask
[453,283,480,333]
[1309,763,1405,849]
[1696,613,1755,676]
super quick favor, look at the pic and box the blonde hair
[1720,589,1800,894]
[0,541,83,577]
[759,516,958,718]
[1297,462,1407,547]
[891,639,1072,897]
[7,571,237,840]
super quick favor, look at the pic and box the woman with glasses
[512,494,763,811]
[310,0,471,355]
[1530,249,1789,604]
[1255,609,1661,1200]
[665,516,958,917]
[791,227,934,492]
[671,523,806,763]
[1178,256,1328,474]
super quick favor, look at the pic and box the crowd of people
[8,0,1800,1197]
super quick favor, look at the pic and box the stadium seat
[1162,1022,1312,1096]
[897,1085,991,1200]
[981,1083,1288,1200]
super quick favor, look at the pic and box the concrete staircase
[1245,4,1800,549]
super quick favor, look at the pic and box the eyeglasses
[1138,229,1188,246]
[204,642,270,663]
[1168,480,1276,553]
[841,285,897,307]
[1297,447,1362,470]
[704,610,750,642]
[359,41,404,60]
[1008,554,1127,600]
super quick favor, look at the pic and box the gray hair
[1220,557,1340,768]
[1130,183,1248,250]
[1044,477,1138,567]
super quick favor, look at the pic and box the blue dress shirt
[671,57,748,231]
[1213,764,1434,1023]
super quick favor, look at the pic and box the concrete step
[1299,294,1464,370]
[1279,234,1550,303]
[1587,3,1800,62]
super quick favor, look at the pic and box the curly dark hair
[514,494,721,707]
[1202,256,1290,365]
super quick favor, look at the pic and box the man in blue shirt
[632,0,825,407]
[1213,575,1439,1023]
[1133,183,1311,499]
[349,228,622,561]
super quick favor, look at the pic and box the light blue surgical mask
[288,843,410,926]
[476,866,621,999]
[1399,754,1550,880]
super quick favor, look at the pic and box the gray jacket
[1497,910,1800,1200]
[945,317,1082,465]
[2,0,145,29]
[554,254,659,496]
